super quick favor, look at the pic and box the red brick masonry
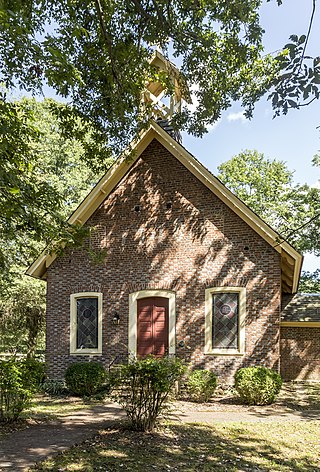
[281,327,320,380]
[46,139,282,382]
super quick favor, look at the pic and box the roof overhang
[26,120,303,293]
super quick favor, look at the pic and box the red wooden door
[137,297,169,357]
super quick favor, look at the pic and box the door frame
[128,290,176,357]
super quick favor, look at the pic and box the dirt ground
[175,381,320,414]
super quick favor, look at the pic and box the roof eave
[26,120,303,292]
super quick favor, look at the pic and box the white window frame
[128,290,176,358]
[70,292,103,355]
[205,287,246,356]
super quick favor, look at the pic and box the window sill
[70,350,102,356]
[205,350,245,356]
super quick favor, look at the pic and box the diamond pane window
[76,298,98,349]
[212,292,239,349]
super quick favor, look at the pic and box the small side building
[281,293,320,380]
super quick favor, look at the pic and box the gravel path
[171,404,320,424]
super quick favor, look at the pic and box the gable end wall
[46,139,282,382]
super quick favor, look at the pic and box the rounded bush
[65,362,106,397]
[187,369,217,402]
[235,366,282,405]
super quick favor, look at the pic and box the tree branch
[274,212,320,248]
[297,0,316,75]
[290,96,317,109]
[94,0,122,89]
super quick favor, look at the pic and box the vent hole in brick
[166,201,172,210]
[134,205,141,212]
[244,246,250,251]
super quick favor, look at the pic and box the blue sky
[183,0,320,272]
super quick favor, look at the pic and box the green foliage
[0,1,279,144]
[299,269,320,293]
[0,97,106,274]
[186,369,217,403]
[40,379,69,396]
[218,149,293,224]
[235,366,282,405]
[19,359,45,392]
[0,276,46,356]
[270,33,320,116]
[0,98,108,354]
[218,149,320,254]
[65,362,106,397]
[114,356,185,431]
[0,360,32,422]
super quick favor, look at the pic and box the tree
[0,0,280,143]
[0,98,104,355]
[299,269,320,293]
[269,1,320,116]
[0,277,46,357]
[0,97,108,273]
[217,150,320,255]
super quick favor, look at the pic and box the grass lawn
[30,421,320,472]
[26,395,99,420]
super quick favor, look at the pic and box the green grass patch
[30,421,320,471]
[26,395,98,420]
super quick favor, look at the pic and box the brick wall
[46,138,282,382]
[280,327,320,380]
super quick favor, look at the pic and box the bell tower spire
[142,50,190,143]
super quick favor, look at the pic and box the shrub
[187,369,217,402]
[40,379,69,396]
[113,356,185,432]
[19,359,45,392]
[65,362,106,397]
[0,360,32,422]
[235,366,282,405]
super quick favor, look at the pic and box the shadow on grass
[31,422,319,472]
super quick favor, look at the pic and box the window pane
[76,298,98,349]
[212,293,239,349]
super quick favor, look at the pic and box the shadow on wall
[53,139,282,379]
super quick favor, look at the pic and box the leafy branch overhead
[0,0,281,143]
[269,0,320,114]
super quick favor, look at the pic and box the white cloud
[227,111,246,123]
[207,119,221,132]
[302,252,320,273]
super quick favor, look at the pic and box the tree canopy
[0,98,105,273]
[217,149,320,255]
[0,98,105,355]
[0,0,286,144]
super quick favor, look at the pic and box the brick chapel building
[27,52,320,382]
